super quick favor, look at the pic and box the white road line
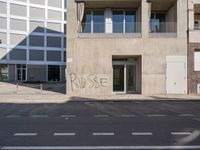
[94,115,109,118]
[171,132,192,135]
[92,132,115,136]
[2,145,200,149]
[120,114,136,118]
[13,133,38,136]
[31,115,48,118]
[147,114,167,117]
[132,132,153,136]
[6,115,21,118]
[193,118,200,122]
[54,133,76,136]
[178,114,195,117]
[61,115,76,118]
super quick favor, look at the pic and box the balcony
[79,22,141,38]
[149,0,177,38]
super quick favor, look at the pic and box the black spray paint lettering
[70,73,108,91]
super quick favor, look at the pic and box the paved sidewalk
[0,94,200,104]
[0,82,200,103]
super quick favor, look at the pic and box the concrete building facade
[67,0,188,96]
[188,0,200,94]
[0,0,66,82]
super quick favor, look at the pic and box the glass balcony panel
[149,21,176,33]
[82,23,91,33]
[113,22,124,33]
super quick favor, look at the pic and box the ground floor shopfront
[0,64,66,82]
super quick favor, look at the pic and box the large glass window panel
[48,65,60,82]
[82,10,92,33]
[93,10,105,33]
[113,65,124,92]
[150,12,166,32]
[113,11,124,33]
[125,11,136,33]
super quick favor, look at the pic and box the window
[82,10,105,33]
[113,10,136,33]
[16,64,26,81]
[150,12,166,32]
[194,49,200,71]
[48,65,60,82]
[0,65,8,81]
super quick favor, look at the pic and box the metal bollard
[16,83,19,93]
[40,83,43,94]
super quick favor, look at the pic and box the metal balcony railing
[81,22,141,33]
[149,22,177,33]
[194,25,200,30]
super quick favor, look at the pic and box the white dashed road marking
[13,133,38,136]
[92,132,115,136]
[120,114,136,118]
[132,132,153,136]
[31,115,48,118]
[94,115,109,118]
[147,114,167,117]
[193,118,200,122]
[171,132,192,135]
[178,114,195,117]
[6,115,21,118]
[61,115,76,118]
[53,133,76,136]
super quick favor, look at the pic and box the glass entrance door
[113,65,124,92]
[127,65,137,93]
[113,64,137,93]
[16,64,26,82]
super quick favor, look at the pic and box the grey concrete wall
[0,17,7,29]
[30,0,45,5]
[27,65,46,82]
[10,4,27,17]
[0,2,6,14]
[10,19,27,31]
[48,0,62,8]
[0,32,7,45]
[8,64,15,81]
[30,7,45,19]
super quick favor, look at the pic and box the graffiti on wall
[70,73,108,91]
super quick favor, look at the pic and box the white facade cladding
[0,0,66,82]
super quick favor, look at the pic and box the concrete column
[105,8,112,33]
[66,0,78,95]
[177,0,187,38]
[188,0,194,30]
[141,0,149,38]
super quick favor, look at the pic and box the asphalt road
[0,100,200,150]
